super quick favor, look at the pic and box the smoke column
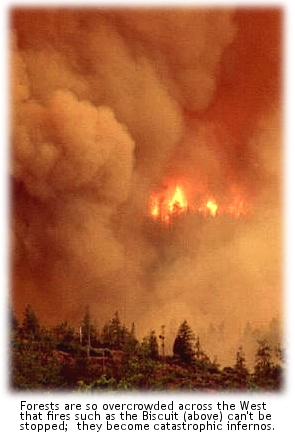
[10,7,282,364]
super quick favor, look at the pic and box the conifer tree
[173,320,195,364]
[233,346,249,387]
[21,304,40,339]
[254,339,275,388]
[194,336,210,369]
[101,311,126,350]
[140,330,159,360]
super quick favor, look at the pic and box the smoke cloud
[10,7,282,364]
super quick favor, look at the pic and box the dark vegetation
[10,305,284,392]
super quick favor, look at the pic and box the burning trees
[10,7,282,370]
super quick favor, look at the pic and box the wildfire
[150,185,188,224]
[168,186,188,214]
[149,184,250,224]
[198,199,219,217]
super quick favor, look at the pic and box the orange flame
[168,186,188,215]
[198,198,219,217]
[150,185,188,224]
[149,184,250,223]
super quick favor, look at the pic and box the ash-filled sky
[10,7,282,363]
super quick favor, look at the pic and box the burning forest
[10,7,283,367]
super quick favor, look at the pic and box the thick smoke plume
[10,7,282,364]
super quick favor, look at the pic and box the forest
[10,305,284,392]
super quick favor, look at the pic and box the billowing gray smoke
[10,7,282,365]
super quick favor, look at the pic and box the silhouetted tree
[12,305,62,389]
[173,320,195,364]
[234,346,248,373]
[194,336,211,370]
[51,320,77,354]
[254,340,272,373]
[233,346,249,388]
[123,322,138,353]
[10,304,284,391]
[10,307,19,333]
[21,304,40,339]
[80,306,100,353]
[140,330,159,360]
[101,311,132,350]
[253,339,277,388]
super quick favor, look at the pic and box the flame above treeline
[149,184,250,224]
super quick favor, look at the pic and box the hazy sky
[10,7,282,362]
